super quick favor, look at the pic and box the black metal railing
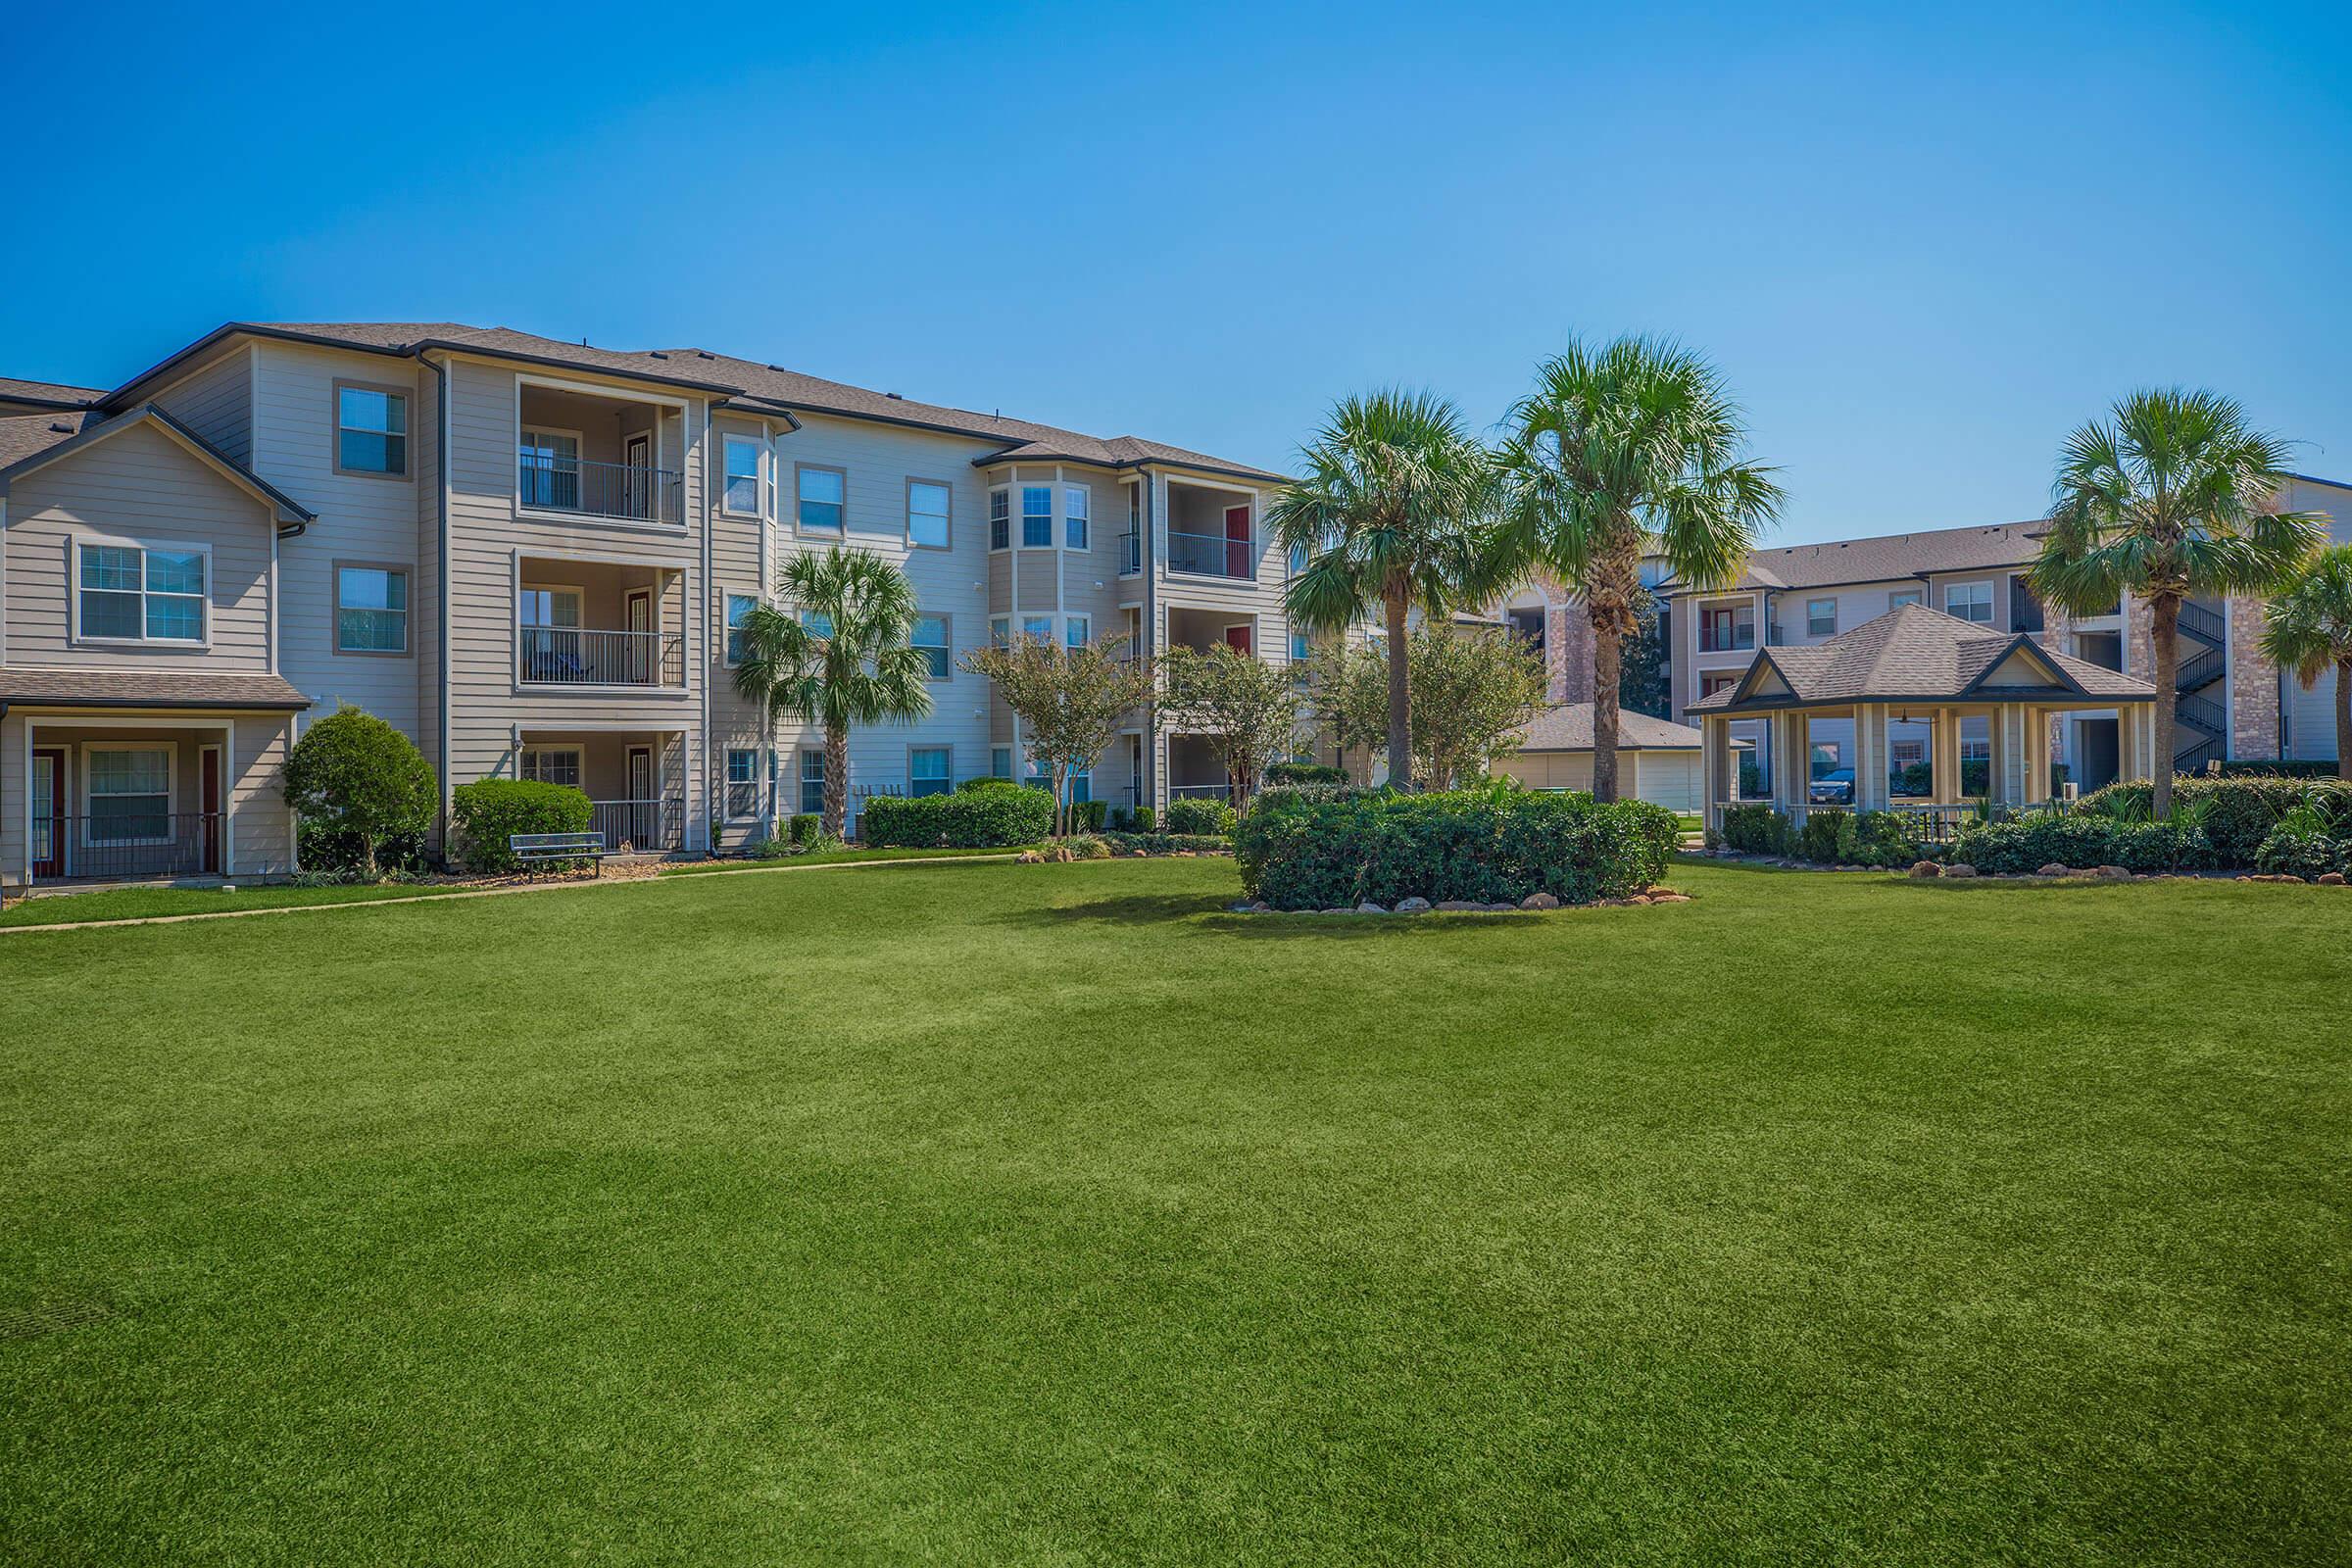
[2178,600,2227,648]
[589,797,683,852]
[518,626,686,687]
[2175,646,2225,695]
[2178,692,2228,737]
[517,454,684,524]
[1167,529,1255,580]
[1119,531,1142,575]
[1698,625,1756,653]
[32,811,224,882]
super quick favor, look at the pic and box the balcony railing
[518,626,686,687]
[1119,531,1142,575]
[1168,783,1232,801]
[1167,529,1256,581]
[32,811,223,882]
[589,796,684,852]
[1698,624,1756,653]
[517,454,684,524]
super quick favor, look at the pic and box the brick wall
[1548,594,1594,706]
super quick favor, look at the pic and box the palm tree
[2261,544,2352,781]
[732,548,934,839]
[2030,390,2323,817]
[1492,337,1783,803]
[1266,389,1496,789]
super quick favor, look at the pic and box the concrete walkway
[0,853,1024,937]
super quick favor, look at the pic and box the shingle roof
[0,405,314,525]
[1663,518,2046,596]
[0,376,106,410]
[1512,704,1712,752]
[112,322,1287,484]
[0,668,312,710]
[0,410,102,469]
[1686,603,2155,711]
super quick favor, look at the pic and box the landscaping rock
[1943,862,1978,879]
[2321,872,2347,886]
[1480,902,1519,912]
[1355,901,1390,914]
[1015,851,1043,864]
[1435,900,1483,911]
[1172,851,1197,858]
[2036,863,2071,878]
[1319,907,1350,915]
[1520,892,1560,909]
[2093,864,2131,880]
[1908,861,1942,878]
[1395,897,1433,914]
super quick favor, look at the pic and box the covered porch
[511,726,688,853]
[1692,603,2158,837]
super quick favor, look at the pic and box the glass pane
[1022,616,1052,642]
[802,610,834,638]
[91,749,169,794]
[146,594,204,641]
[80,589,141,639]
[800,468,844,505]
[728,750,758,783]
[339,566,397,611]
[1065,618,1088,648]
[80,545,141,591]
[339,608,405,652]
[339,387,398,434]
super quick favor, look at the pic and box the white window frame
[906,478,953,550]
[71,535,212,648]
[721,436,764,518]
[1020,485,1053,550]
[1944,580,1993,624]
[795,464,847,536]
[912,612,952,681]
[990,614,1010,648]
[723,591,760,667]
[988,487,1010,552]
[723,748,761,821]
[517,746,583,788]
[991,746,1013,779]
[1064,613,1091,649]
[1806,598,1838,638]
[908,745,954,797]
[1888,587,1925,611]
[81,742,175,848]
[1063,484,1090,551]
[516,425,586,514]
[333,562,412,657]
[797,748,828,818]
[1021,614,1054,644]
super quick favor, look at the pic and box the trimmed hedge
[957,776,1023,793]
[1098,831,1232,856]
[1235,786,1678,909]
[2216,759,2346,780]
[1165,797,1237,836]
[859,787,1054,849]
[1265,761,1348,786]
[451,779,594,873]
[1720,805,1925,867]
[1948,815,2212,875]
[2079,776,2352,864]
[2254,826,2350,879]
[788,813,823,846]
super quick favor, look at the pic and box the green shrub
[2217,759,2344,779]
[2078,776,2352,865]
[1266,761,1348,786]
[450,778,594,873]
[1164,797,1237,836]
[1799,808,1851,864]
[1131,805,1155,832]
[281,704,438,876]
[2252,806,2348,879]
[1074,799,1108,831]
[1719,804,1797,857]
[1098,831,1229,856]
[859,787,1054,849]
[1739,760,1765,798]
[788,813,822,846]
[1235,785,1678,909]
[1947,814,2213,875]
[957,775,1023,793]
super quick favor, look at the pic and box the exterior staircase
[2171,601,2228,773]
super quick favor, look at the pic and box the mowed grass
[1,858,2344,1566]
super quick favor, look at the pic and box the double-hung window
[336,565,409,654]
[1290,629,1313,663]
[722,437,763,516]
[799,751,826,816]
[907,480,951,549]
[725,593,759,665]
[518,747,581,788]
[87,747,171,845]
[910,747,953,797]
[1021,615,1054,644]
[992,746,1013,779]
[1806,598,1838,638]
[797,466,846,534]
[1021,486,1053,548]
[335,384,409,476]
[77,542,206,643]
[1063,487,1089,550]
[912,613,951,679]
[725,749,760,819]
[1945,582,1993,624]
[801,609,834,638]
[1064,614,1090,650]
[990,615,1010,648]
[989,488,1010,550]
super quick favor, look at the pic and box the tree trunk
[1591,605,1624,806]
[823,722,850,841]
[2337,658,2351,784]
[2149,594,2180,819]
[1052,763,1069,838]
[1384,585,1411,790]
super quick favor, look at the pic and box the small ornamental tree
[1157,643,1306,815]
[280,703,437,877]
[960,631,1154,836]
[1309,624,1546,790]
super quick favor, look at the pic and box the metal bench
[509,830,611,878]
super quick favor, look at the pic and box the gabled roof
[0,404,315,530]
[0,376,106,412]
[1660,518,2046,597]
[97,322,1287,485]
[1687,602,2154,711]
[1512,704,1714,752]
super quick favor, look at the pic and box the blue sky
[4,1,2346,543]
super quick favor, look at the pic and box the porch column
[1770,711,1799,814]
[2023,709,2051,804]
[1701,714,1733,834]
[1988,704,2028,807]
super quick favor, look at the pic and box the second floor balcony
[1165,480,1258,582]
[516,560,687,690]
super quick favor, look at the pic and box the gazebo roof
[1688,603,2156,714]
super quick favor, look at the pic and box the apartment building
[1529,480,2352,796]
[0,323,1294,890]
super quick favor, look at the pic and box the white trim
[718,432,765,519]
[77,740,175,848]
[67,533,214,650]
[721,746,763,822]
[1941,578,1996,625]
[517,744,585,788]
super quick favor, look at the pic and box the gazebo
[1690,603,2160,835]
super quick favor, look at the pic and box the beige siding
[1492,748,1702,812]
[153,346,253,465]
[411,367,444,802]
[3,419,273,673]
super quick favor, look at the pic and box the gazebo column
[1701,714,1734,833]
[2023,709,2052,804]
[1988,704,2030,807]
[1773,710,1807,822]
[1929,707,1955,804]
[1854,703,1891,811]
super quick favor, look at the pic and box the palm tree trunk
[2336,658,2352,784]
[1591,608,1624,806]
[1384,585,1411,790]
[2149,595,2180,819]
[823,722,850,840]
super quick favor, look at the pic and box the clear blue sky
[5,1,2346,543]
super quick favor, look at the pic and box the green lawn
[0,878,463,927]
[3,858,2344,1565]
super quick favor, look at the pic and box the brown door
[625,589,654,682]
[1224,623,1253,656]
[1223,505,1251,578]
[200,747,222,874]
[31,749,64,878]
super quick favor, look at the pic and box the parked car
[1809,768,1855,806]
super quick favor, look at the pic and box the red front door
[31,748,64,878]
[1224,505,1251,578]
[200,748,222,874]
[1224,623,1253,656]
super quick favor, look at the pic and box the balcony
[1166,479,1257,583]
[517,453,684,525]
[1119,530,1142,575]
[518,626,685,687]
[1168,529,1256,581]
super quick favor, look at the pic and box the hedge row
[2077,776,2352,864]
[450,778,594,873]
[859,787,1054,848]
[1235,785,1678,909]
[1947,816,2212,875]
